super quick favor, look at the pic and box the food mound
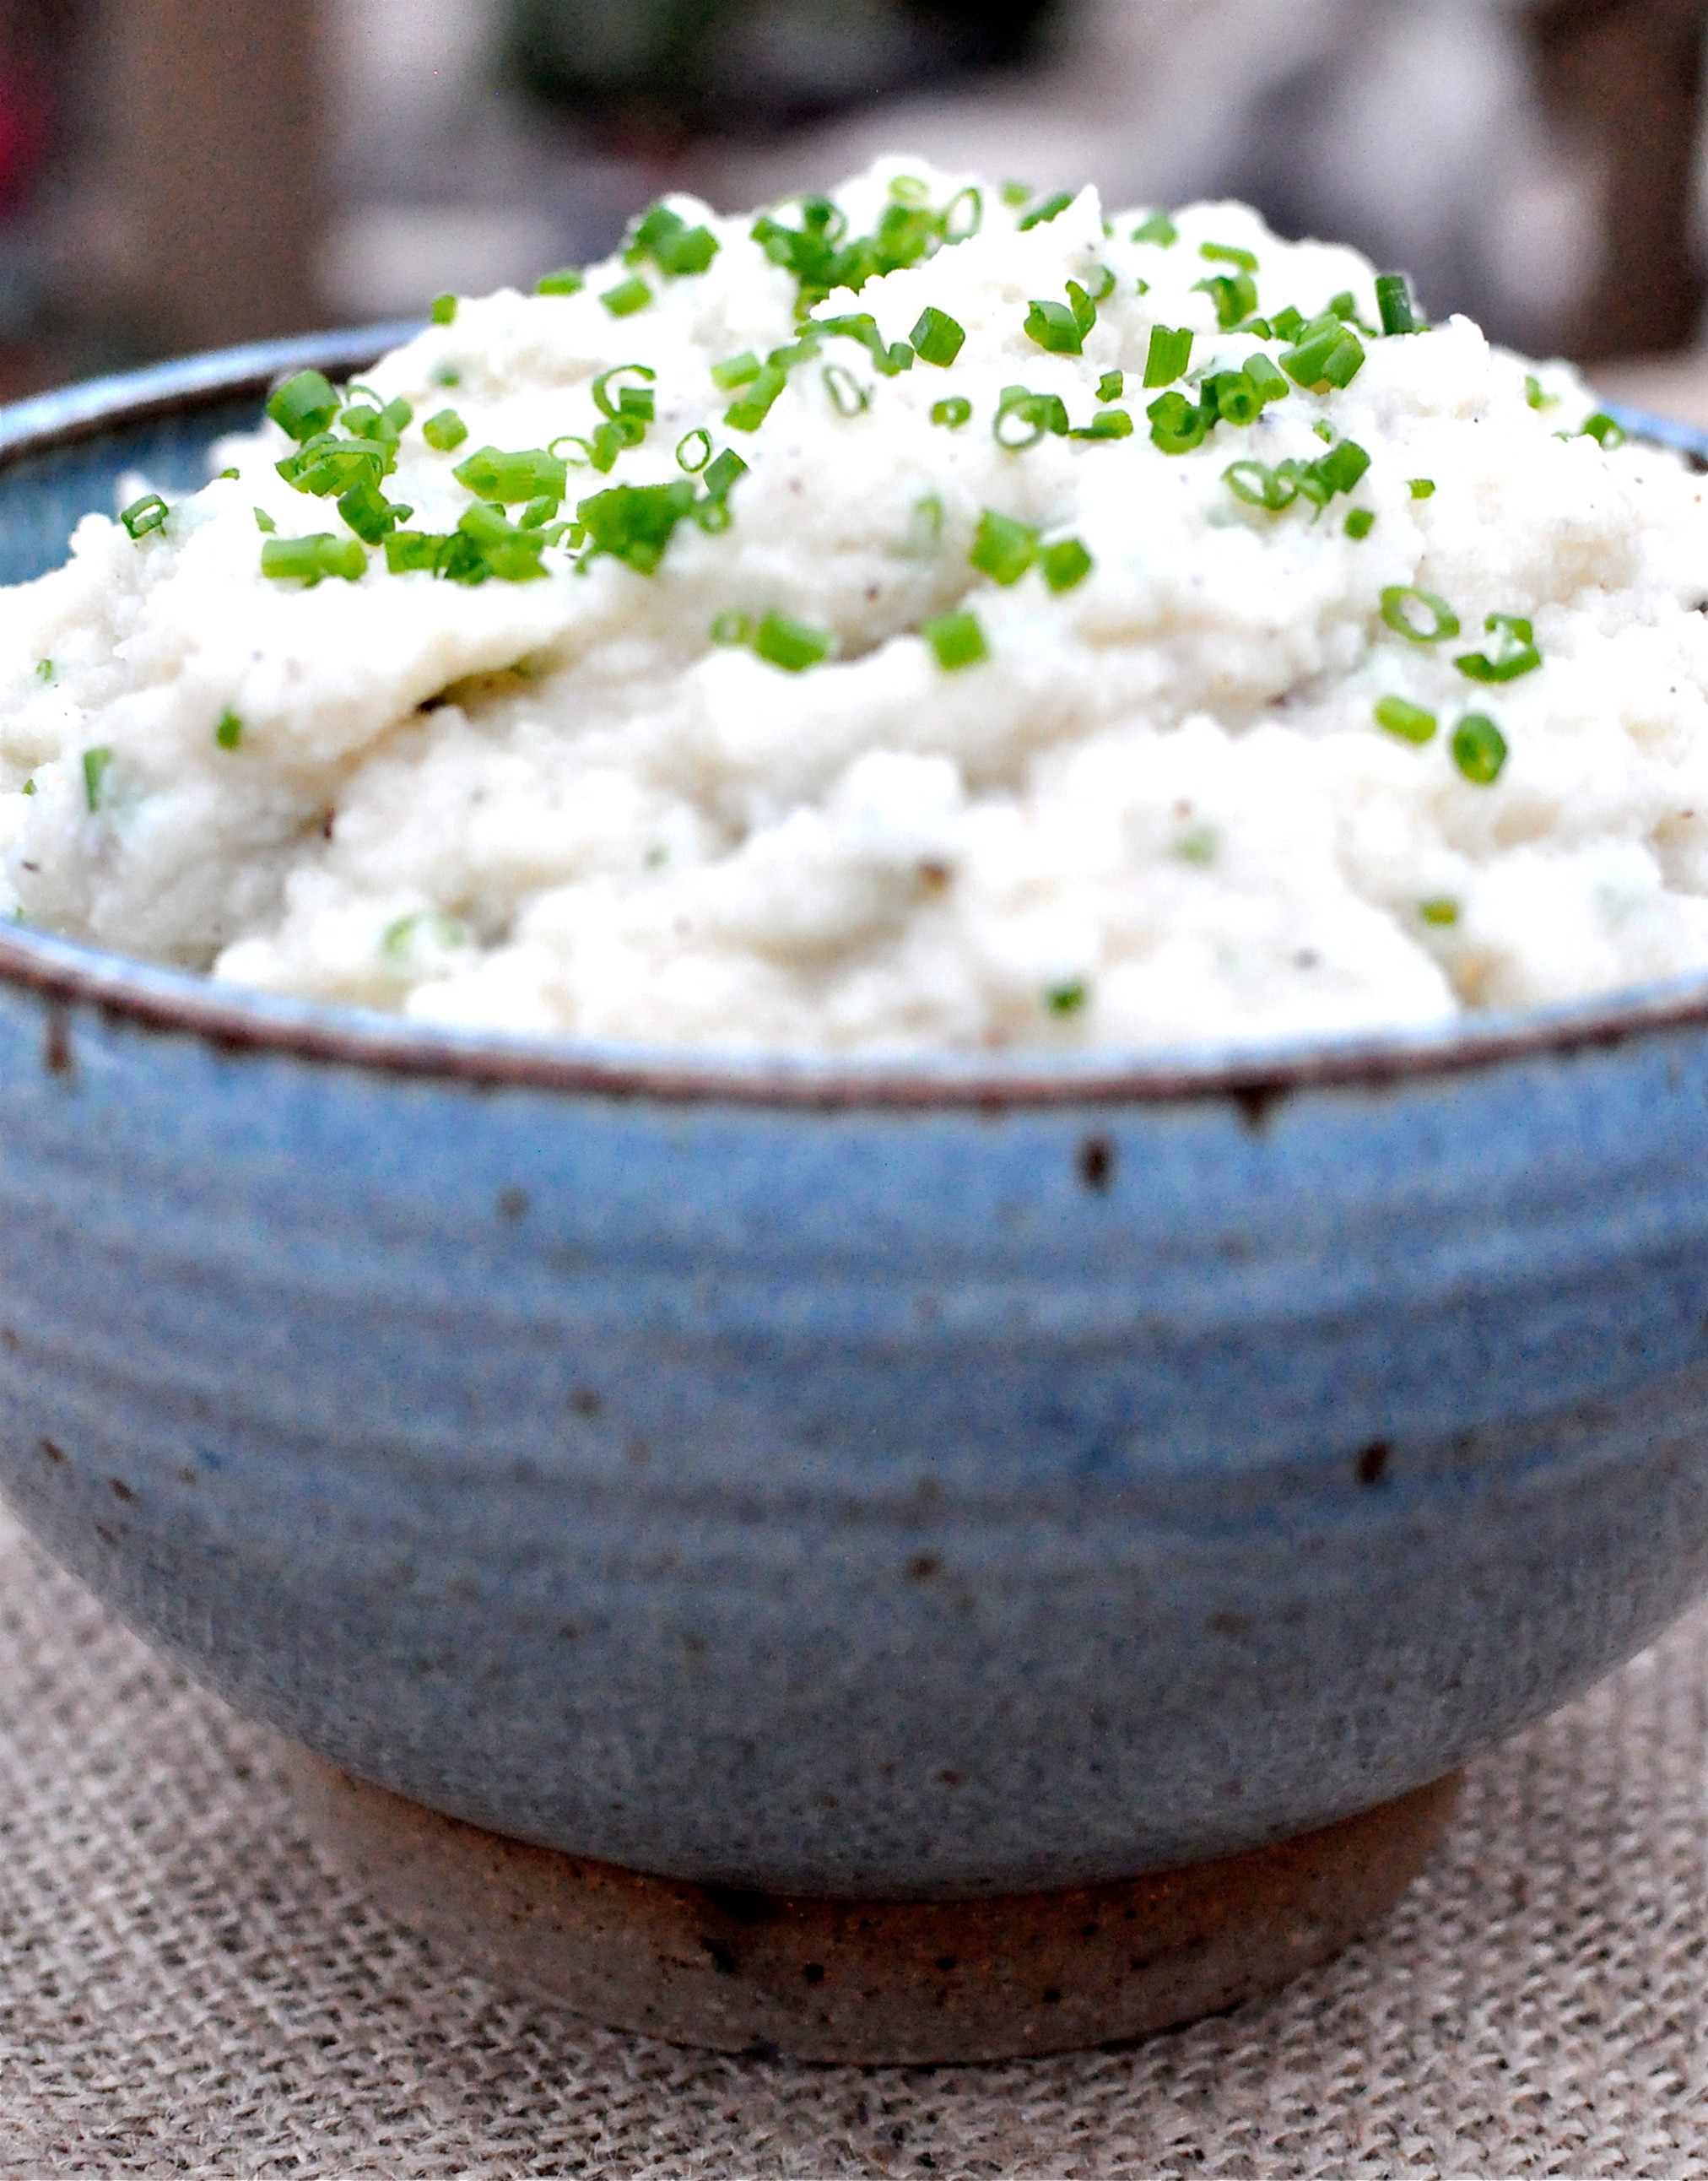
[1,160,1705,1052]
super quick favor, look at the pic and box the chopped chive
[600,276,652,318]
[430,293,458,325]
[1000,181,1031,207]
[82,745,111,811]
[675,427,712,473]
[1280,321,1365,391]
[261,533,366,585]
[33,658,51,683]
[1345,508,1376,539]
[910,305,966,366]
[1451,713,1507,784]
[1193,271,1258,329]
[217,467,240,480]
[1223,459,1295,511]
[1097,370,1124,402]
[1419,897,1459,926]
[725,363,788,431]
[932,396,973,429]
[452,446,568,503]
[338,477,409,543]
[1312,419,1335,442]
[711,351,761,390]
[1203,369,1263,426]
[993,384,1069,447]
[1455,612,1541,683]
[1024,299,1084,355]
[267,370,338,443]
[1374,695,1436,744]
[537,267,584,295]
[423,408,468,452]
[1017,190,1073,230]
[383,530,444,574]
[1408,477,1435,499]
[19,777,32,793]
[518,495,559,528]
[753,611,835,672]
[1375,271,1419,335]
[214,709,243,751]
[1381,586,1460,642]
[1244,353,1289,403]
[1579,411,1626,449]
[922,609,987,669]
[1131,211,1177,246]
[1069,409,1132,440]
[1143,325,1193,387]
[1147,391,1207,454]
[970,509,1039,585]
[119,492,168,539]
[1041,538,1093,591]
[576,479,698,573]
[943,186,982,241]
[700,447,748,501]
[1200,241,1257,272]
[626,201,719,277]
[253,506,276,533]
[710,609,752,645]
[823,363,868,416]
[592,365,657,427]
[1046,980,1087,1015]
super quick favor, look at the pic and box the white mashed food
[3,159,1708,1052]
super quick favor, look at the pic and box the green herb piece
[430,293,457,325]
[943,186,982,240]
[81,745,111,811]
[922,609,986,669]
[1024,299,1083,354]
[710,609,752,645]
[910,305,965,366]
[261,533,366,585]
[1408,477,1435,499]
[1374,695,1436,744]
[724,363,788,431]
[1203,369,1264,426]
[1147,391,1207,453]
[626,201,719,277]
[267,370,339,443]
[700,447,748,501]
[592,365,657,427]
[1131,211,1177,246]
[1000,181,1031,208]
[1269,306,1305,342]
[753,611,835,672]
[1456,612,1541,683]
[816,311,912,376]
[823,363,868,415]
[517,495,559,528]
[431,364,461,388]
[1279,318,1365,391]
[675,428,712,474]
[384,530,444,574]
[537,267,584,295]
[712,351,761,391]
[600,276,651,318]
[1097,370,1124,403]
[32,658,51,683]
[338,477,410,544]
[19,777,32,793]
[932,394,973,429]
[1244,353,1289,404]
[1523,373,1552,409]
[217,467,240,480]
[253,506,277,533]
[1201,241,1258,272]
[1313,441,1369,495]
[1451,713,1508,784]
[1046,979,1087,1014]
[451,446,569,504]
[422,408,468,452]
[1041,538,1093,591]
[1070,409,1132,440]
[970,509,1040,585]
[1345,508,1375,538]
[576,479,697,573]
[1579,411,1626,449]
[1375,271,1419,335]
[1419,897,1459,925]
[1381,586,1460,641]
[994,383,1070,448]
[275,432,388,498]
[119,492,168,539]
[1017,190,1073,230]
[214,709,243,751]
[1143,324,1193,387]
[1224,460,1295,511]
[1193,271,1258,328]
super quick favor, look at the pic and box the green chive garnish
[994,385,1069,447]
[1456,613,1541,683]
[626,202,719,277]
[1451,714,1507,784]
[711,351,761,390]
[1200,241,1257,272]
[1345,508,1375,539]
[1375,272,1419,335]
[451,446,568,504]
[1280,320,1365,392]
[910,306,965,366]
[1069,409,1132,440]
[430,293,457,324]
[724,364,788,431]
[970,509,1039,585]
[1143,325,1192,387]
[1041,538,1093,591]
[1374,695,1436,744]
[753,612,835,672]
[576,479,698,573]
[253,506,276,533]
[922,609,986,670]
[1046,980,1087,1014]
[1000,181,1031,207]
[710,609,752,646]
[1097,371,1123,402]
[1147,391,1206,454]
[822,364,868,416]
[932,396,973,429]
[1381,587,1460,642]
[1419,898,1459,925]
[260,533,366,585]
[214,710,243,750]
[82,746,111,810]
[1017,190,1073,230]
[1024,299,1084,355]
[1130,211,1176,246]
[1408,478,1435,499]
[266,371,338,443]
[537,268,584,295]
[33,658,51,683]
[119,493,168,539]
[1579,412,1625,449]
[423,408,468,452]
[675,428,712,473]
[600,276,651,318]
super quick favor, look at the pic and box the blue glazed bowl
[0,340,1703,1899]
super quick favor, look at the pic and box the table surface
[3,1503,1707,2178]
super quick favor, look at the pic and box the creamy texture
[3,160,1708,1052]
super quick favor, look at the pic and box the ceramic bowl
[0,338,1703,1901]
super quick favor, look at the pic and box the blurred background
[0,0,1700,405]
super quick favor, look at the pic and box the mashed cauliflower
[3,159,1707,1052]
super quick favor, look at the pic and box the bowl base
[285,1760,1461,2064]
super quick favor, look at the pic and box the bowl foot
[286,1759,1460,2064]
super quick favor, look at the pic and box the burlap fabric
[3,1501,1708,2178]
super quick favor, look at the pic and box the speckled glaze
[0,343,1702,1900]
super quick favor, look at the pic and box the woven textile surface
[4,1503,1708,2178]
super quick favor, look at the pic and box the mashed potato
[3,159,1707,1052]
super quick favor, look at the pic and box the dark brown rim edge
[0,343,1700,1112]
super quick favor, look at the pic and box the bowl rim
[0,329,1702,1113]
